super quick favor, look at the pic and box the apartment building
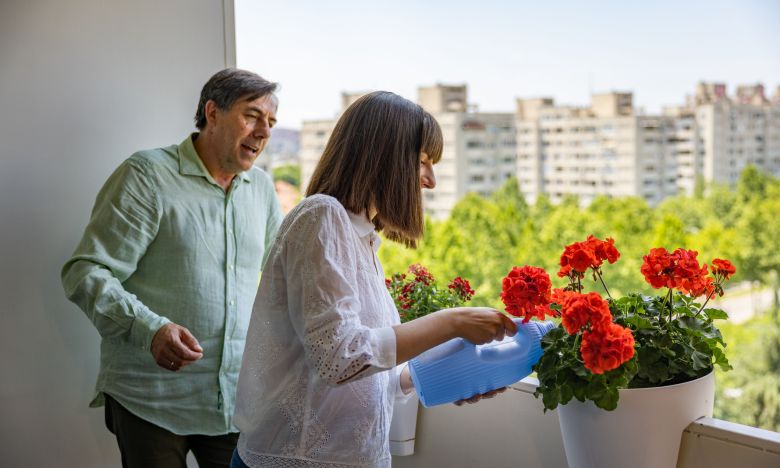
[300,86,516,218]
[417,84,516,218]
[424,111,516,218]
[516,92,678,206]
[300,119,333,193]
[688,83,780,188]
[299,92,367,192]
[254,127,300,173]
[517,83,780,203]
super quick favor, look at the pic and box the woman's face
[420,152,436,189]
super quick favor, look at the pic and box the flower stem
[595,269,612,300]
[695,289,717,318]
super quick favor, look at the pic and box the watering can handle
[477,318,528,362]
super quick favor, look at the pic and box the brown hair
[306,91,443,248]
[194,68,277,130]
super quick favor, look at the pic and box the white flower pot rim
[622,369,713,393]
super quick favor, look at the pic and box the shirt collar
[347,210,376,238]
[178,133,251,184]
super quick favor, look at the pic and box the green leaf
[560,383,574,404]
[677,315,707,332]
[594,387,619,411]
[711,347,732,371]
[573,363,590,378]
[585,377,606,401]
[702,308,729,320]
[624,314,654,329]
[571,382,587,402]
[542,386,561,411]
[691,351,711,370]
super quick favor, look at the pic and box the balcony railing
[392,377,780,468]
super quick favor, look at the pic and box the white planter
[389,393,420,456]
[558,371,715,468]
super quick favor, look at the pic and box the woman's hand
[446,307,517,345]
[454,387,508,406]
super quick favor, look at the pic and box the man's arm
[61,156,202,369]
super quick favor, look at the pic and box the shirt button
[230,300,235,306]
[230,265,235,270]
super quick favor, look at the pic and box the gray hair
[194,68,277,130]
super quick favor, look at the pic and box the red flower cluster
[554,290,612,335]
[551,287,634,374]
[558,235,620,278]
[397,281,415,310]
[408,263,434,285]
[500,266,554,323]
[448,276,475,301]
[386,265,475,323]
[580,323,636,375]
[640,248,714,297]
[711,258,736,279]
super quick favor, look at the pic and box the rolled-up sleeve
[286,202,396,386]
[61,157,169,350]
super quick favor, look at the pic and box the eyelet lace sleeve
[285,197,396,386]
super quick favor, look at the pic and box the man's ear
[204,100,220,128]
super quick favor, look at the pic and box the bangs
[421,112,443,163]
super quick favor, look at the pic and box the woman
[232,91,516,468]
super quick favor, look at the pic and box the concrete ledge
[678,417,780,468]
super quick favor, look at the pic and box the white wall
[392,381,568,468]
[0,1,235,466]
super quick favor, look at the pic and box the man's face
[209,94,278,175]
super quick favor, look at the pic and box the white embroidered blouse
[234,194,410,467]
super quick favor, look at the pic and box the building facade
[417,84,516,218]
[300,82,780,218]
[516,93,678,206]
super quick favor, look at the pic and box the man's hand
[150,323,203,371]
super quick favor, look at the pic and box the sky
[236,0,780,130]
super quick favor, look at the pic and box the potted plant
[500,235,735,468]
[385,264,475,456]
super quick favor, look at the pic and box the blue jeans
[230,449,250,468]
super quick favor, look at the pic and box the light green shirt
[62,134,283,435]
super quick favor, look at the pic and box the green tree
[715,311,780,431]
[272,164,301,188]
[737,164,769,203]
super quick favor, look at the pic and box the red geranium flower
[711,258,736,279]
[558,241,597,277]
[586,235,621,265]
[559,235,621,278]
[640,247,675,289]
[551,288,577,314]
[559,291,612,335]
[672,249,712,296]
[409,263,434,285]
[641,248,714,297]
[580,323,635,375]
[448,276,475,301]
[500,266,554,323]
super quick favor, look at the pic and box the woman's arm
[392,307,517,365]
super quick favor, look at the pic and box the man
[62,68,283,468]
